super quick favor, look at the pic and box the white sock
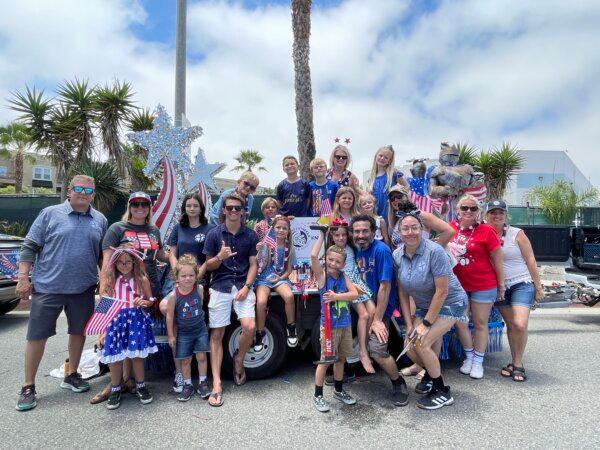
[199,375,207,383]
[464,347,474,361]
[183,378,192,385]
[473,351,485,366]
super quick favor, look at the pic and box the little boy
[276,155,310,217]
[308,158,339,217]
[210,171,259,224]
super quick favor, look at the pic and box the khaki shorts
[368,317,391,359]
[208,286,256,329]
[320,326,352,360]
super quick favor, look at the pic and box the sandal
[90,384,111,404]
[512,367,527,382]
[123,378,137,394]
[208,391,223,407]
[500,363,515,378]
[233,350,247,386]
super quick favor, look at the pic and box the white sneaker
[470,364,484,379]
[459,358,473,375]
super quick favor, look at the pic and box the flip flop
[208,391,223,407]
[500,363,515,378]
[512,367,527,382]
[90,386,110,404]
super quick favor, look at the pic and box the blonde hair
[309,157,327,171]
[240,171,259,186]
[70,174,95,187]
[358,192,378,217]
[367,145,396,192]
[456,194,480,210]
[332,186,359,219]
[329,145,351,171]
[261,197,280,213]
[173,254,199,280]
[121,201,153,225]
[326,244,347,261]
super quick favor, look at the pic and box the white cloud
[1,0,600,189]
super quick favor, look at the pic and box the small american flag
[0,251,20,280]
[84,296,124,335]
[263,226,278,265]
[321,198,332,216]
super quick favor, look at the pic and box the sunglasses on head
[72,185,94,195]
[130,201,150,208]
[225,205,243,212]
[242,180,257,191]
[334,154,348,160]
[460,205,479,212]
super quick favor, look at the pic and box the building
[0,152,63,193]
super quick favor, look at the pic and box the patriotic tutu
[101,307,158,364]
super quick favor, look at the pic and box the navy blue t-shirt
[167,223,215,265]
[308,180,339,217]
[276,178,310,217]
[355,239,397,319]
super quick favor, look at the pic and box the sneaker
[391,381,409,407]
[313,395,330,412]
[470,364,484,379]
[417,387,454,410]
[324,373,356,386]
[253,330,265,353]
[106,390,121,410]
[286,324,298,348]
[16,385,37,411]
[333,389,356,405]
[60,372,90,393]
[137,385,153,404]
[415,380,433,395]
[178,384,194,402]
[172,373,184,393]
[459,358,473,375]
[197,381,211,399]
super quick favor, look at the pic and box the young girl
[254,197,280,241]
[330,186,359,224]
[367,145,408,223]
[165,254,210,402]
[254,216,297,351]
[310,243,358,413]
[100,246,157,410]
[314,224,376,374]
[358,192,390,246]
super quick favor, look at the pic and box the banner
[290,217,324,262]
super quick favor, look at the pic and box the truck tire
[310,318,360,364]
[223,313,287,380]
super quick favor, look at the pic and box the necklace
[497,225,508,246]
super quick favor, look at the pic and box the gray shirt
[20,200,107,294]
[393,239,467,309]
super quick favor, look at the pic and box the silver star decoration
[189,148,225,193]
[127,104,203,177]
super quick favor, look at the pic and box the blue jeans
[175,324,210,359]
[415,303,468,323]
[468,288,498,304]
[496,282,535,308]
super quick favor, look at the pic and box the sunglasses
[460,205,479,212]
[334,155,348,161]
[242,180,257,192]
[72,185,94,195]
[130,201,150,208]
[390,195,405,202]
[225,205,243,212]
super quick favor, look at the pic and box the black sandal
[500,363,514,378]
[512,367,527,382]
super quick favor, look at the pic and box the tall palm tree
[291,0,316,179]
[232,149,267,173]
[0,122,36,193]
[526,179,598,225]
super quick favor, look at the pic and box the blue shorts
[496,282,535,309]
[468,288,498,304]
[175,326,210,359]
[415,303,468,323]
[255,266,292,290]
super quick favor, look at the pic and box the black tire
[310,317,360,364]
[222,313,287,380]
[0,298,20,316]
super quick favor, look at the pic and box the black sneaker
[60,372,90,393]
[391,381,409,407]
[415,380,433,394]
[106,390,121,410]
[417,387,454,410]
[136,385,153,404]
[286,324,298,348]
[197,381,211,399]
[178,384,194,402]
[16,384,37,411]
[253,330,265,353]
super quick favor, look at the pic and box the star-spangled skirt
[101,307,158,364]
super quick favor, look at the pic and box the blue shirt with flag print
[308,180,339,217]
[319,273,351,329]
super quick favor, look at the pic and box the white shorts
[208,286,256,329]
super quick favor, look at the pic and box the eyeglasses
[72,185,94,195]
[460,205,479,212]
[400,226,422,233]
[225,205,243,212]
[334,155,348,161]
[130,202,150,208]
[243,180,257,192]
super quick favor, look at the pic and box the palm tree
[482,143,525,200]
[126,108,156,191]
[291,0,316,179]
[0,122,36,193]
[526,179,598,225]
[75,159,128,213]
[232,149,267,172]
[457,141,478,166]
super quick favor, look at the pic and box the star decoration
[334,137,340,143]
[344,138,351,144]
[189,148,226,193]
[127,104,203,177]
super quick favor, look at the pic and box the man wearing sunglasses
[203,194,259,406]
[209,171,259,225]
[15,175,107,411]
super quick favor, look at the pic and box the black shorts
[26,285,96,341]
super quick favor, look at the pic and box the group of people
[15,142,544,413]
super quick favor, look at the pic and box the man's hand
[234,286,249,302]
[16,277,31,303]
[370,319,388,344]
[168,335,176,349]
[217,240,237,261]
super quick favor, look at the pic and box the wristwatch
[422,319,433,327]
[244,283,253,290]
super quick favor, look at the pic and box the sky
[1,0,599,189]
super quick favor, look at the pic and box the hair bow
[331,217,349,227]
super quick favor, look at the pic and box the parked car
[0,234,23,315]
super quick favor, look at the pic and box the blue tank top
[318,273,351,329]
[175,287,205,332]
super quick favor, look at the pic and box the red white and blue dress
[100,276,158,364]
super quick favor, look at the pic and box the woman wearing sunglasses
[327,144,360,191]
[450,194,504,380]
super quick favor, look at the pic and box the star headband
[108,246,145,267]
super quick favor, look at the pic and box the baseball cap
[128,192,151,204]
[486,199,507,213]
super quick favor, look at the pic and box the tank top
[374,216,383,241]
[502,226,532,288]
[318,273,351,329]
[114,276,139,308]
[175,287,205,332]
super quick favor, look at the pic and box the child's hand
[133,296,145,307]
[256,242,263,252]
[168,335,176,349]
[354,284,366,295]
[323,290,337,303]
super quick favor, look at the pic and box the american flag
[263,226,278,265]
[321,198,332,216]
[0,251,20,280]
[464,183,487,203]
[84,296,124,336]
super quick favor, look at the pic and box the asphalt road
[2,309,599,449]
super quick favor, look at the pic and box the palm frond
[526,179,598,224]
[456,141,478,166]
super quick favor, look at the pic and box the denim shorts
[496,282,535,309]
[415,303,468,323]
[175,325,210,359]
[468,288,498,304]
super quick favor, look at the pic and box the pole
[174,0,186,127]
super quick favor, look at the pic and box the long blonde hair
[332,186,359,219]
[329,145,352,172]
[367,145,396,192]
[121,202,154,225]
[262,216,295,272]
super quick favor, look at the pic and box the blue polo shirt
[355,239,397,319]
[203,223,259,292]
[21,200,107,294]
